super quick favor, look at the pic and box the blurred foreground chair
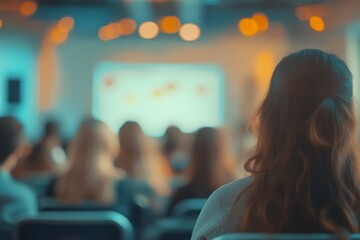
[142,217,197,240]
[171,198,207,218]
[142,198,207,240]
[15,211,133,240]
[39,197,129,216]
[212,233,360,240]
[39,197,115,211]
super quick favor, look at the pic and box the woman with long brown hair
[51,118,122,203]
[116,121,172,213]
[192,49,360,239]
[166,127,236,215]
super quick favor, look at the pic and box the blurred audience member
[162,126,189,189]
[0,116,37,229]
[12,120,66,196]
[166,127,236,215]
[117,121,172,214]
[47,118,122,204]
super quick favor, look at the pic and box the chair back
[39,197,115,211]
[172,198,207,218]
[15,211,133,240]
[212,233,360,240]
[143,217,197,240]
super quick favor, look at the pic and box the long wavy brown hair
[239,49,360,233]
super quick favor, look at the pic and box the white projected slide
[93,63,224,137]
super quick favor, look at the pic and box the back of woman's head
[118,121,172,196]
[118,121,143,159]
[190,127,234,190]
[241,49,360,233]
[192,127,221,167]
[162,126,183,158]
[70,118,118,162]
[57,118,119,203]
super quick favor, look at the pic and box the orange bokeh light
[20,1,37,17]
[252,12,269,31]
[0,19,3,29]
[309,16,325,32]
[113,22,124,37]
[51,28,68,44]
[98,25,117,41]
[139,22,159,39]
[238,18,258,36]
[179,23,201,42]
[160,16,181,34]
[118,19,137,35]
[57,17,75,32]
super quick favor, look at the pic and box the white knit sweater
[191,177,252,240]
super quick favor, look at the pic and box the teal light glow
[93,63,225,137]
[0,37,39,140]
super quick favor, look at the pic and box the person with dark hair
[116,121,172,214]
[0,116,37,228]
[192,49,360,239]
[166,127,236,215]
[162,126,189,189]
[12,120,66,196]
[162,126,184,161]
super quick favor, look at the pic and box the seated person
[161,126,190,190]
[46,118,124,208]
[116,121,172,216]
[192,49,360,239]
[13,120,66,196]
[166,127,236,216]
[0,116,37,229]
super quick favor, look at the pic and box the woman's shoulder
[209,176,252,216]
[191,177,252,240]
[215,176,252,198]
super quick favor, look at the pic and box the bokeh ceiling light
[309,16,325,32]
[118,18,137,35]
[252,12,269,31]
[179,23,201,42]
[20,1,37,17]
[238,18,258,36]
[160,16,181,34]
[58,17,75,32]
[98,25,117,41]
[109,23,123,38]
[139,21,159,39]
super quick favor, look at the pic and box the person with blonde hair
[48,118,122,204]
[192,49,360,239]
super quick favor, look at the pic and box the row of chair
[13,211,197,240]
[12,212,360,240]
[10,198,208,240]
[213,233,360,239]
[15,211,133,240]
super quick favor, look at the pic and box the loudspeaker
[7,78,21,104]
